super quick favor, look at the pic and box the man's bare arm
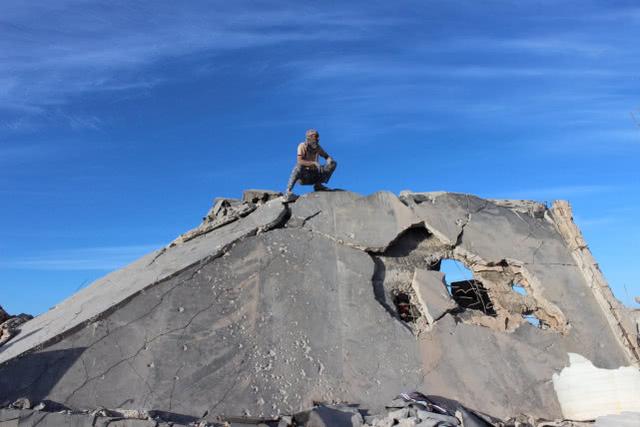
[318,146,332,162]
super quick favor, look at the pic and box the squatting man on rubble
[284,128,337,201]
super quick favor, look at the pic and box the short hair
[305,128,319,139]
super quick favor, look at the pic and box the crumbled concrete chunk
[411,270,456,325]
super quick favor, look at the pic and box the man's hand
[299,160,319,169]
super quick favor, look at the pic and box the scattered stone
[278,415,293,427]
[0,313,33,346]
[396,418,419,427]
[388,408,410,420]
[243,189,283,204]
[10,397,32,410]
[303,405,364,427]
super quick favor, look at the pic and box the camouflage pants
[286,159,337,192]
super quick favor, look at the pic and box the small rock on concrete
[243,190,283,204]
[0,314,34,346]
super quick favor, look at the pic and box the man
[284,129,337,201]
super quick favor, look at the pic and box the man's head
[305,128,319,146]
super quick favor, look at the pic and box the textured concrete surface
[0,199,287,365]
[1,190,636,421]
[0,229,422,418]
[288,191,420,251]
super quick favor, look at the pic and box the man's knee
[289,164,302,178]
[327,159,337,172]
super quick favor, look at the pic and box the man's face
[308,132,319,146]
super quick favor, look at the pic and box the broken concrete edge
[550,200,640,366]
[172,190,282,246]
[465,256,571,334]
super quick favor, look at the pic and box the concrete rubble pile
[0,305,32,346]
[1,189,639,427]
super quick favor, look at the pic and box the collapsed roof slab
[1,190,637,421]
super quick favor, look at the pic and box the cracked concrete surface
[0,198,288,365]
[0,190,636,421]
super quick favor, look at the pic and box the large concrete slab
[0,199,287,365]
[0,229,423,418]
[1,190,636,421]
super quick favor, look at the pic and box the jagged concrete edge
[0,200,289,367]
[550,200,640,366]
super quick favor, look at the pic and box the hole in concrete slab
[512,283,527,296]
[439,259,474,283]
[439,259,496,316]
[512,283,546,328]
[523,315,542,327]
[393,291,420,323]
[450,280,496,316]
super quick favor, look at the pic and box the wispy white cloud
[0,1,399,118]
[0,244,161,270]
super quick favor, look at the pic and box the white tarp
[552,353,640,420]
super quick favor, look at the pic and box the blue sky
[1,0,639,315]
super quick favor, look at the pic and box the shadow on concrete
[0,348,86,406]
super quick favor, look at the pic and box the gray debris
[303,405,364,427]
[243,189,283,204]
[0,313,33,346]
[10,397,32,410]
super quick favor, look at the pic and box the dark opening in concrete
[438,259,496,316]
[450,280,496,316]
[393,292,420,323]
